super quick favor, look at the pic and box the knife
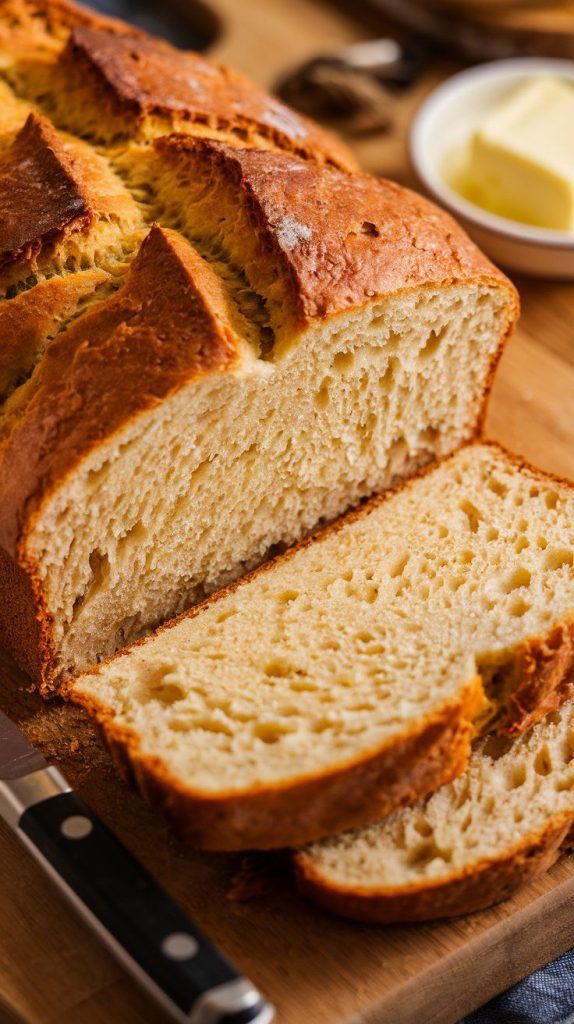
[0,711,274,1024]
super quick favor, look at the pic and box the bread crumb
[227,853,289,902]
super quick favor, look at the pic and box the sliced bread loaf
[70,444,574,851]
[0,0,517,693]
[295,701,574,922]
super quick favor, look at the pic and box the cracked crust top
[156,137,518,325]
[59,26,355,169]
[0,113,91,270]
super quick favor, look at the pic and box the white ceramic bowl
[410,58,574,278]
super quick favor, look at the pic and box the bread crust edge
[69,676,481,850]
[67,606,574,853]
[293,813,574,923]
[291,615,574,922]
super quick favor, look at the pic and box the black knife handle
[7,778,272,1024]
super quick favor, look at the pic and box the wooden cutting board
[2,1,574,1022]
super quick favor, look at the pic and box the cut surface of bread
[0,0,517,692]
[4,264,511,688]
[71,444,574,851]
[295,701,574,923]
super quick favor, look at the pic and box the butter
[449,78,574,231]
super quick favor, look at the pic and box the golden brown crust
[0,0,139,66]
[0,0,355,170]
[156,136,519,326]
[0,80,34,144]
[0,108,141,300]
[0,543,43,679]
[293,816,572,923]
[0,0,133,36]
[0,267,108,404]
[0,225,242,558]
[0,112,91,271]
[71,677,481,850]
[59,26,355,170]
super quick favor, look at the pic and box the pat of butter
[459,78,574,230]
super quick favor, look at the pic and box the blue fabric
[461,948,574,1023]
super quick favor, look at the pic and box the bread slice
[295,700,574,923]
[70,444,574,851]
[0,0,517,692]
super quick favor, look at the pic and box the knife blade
[0,711,45,779]
[0,711,274,1024]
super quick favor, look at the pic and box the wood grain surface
[1,1,574,1022]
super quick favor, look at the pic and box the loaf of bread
[70,444,574,850]
[295,700,574,922]
[0,0,518,694]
